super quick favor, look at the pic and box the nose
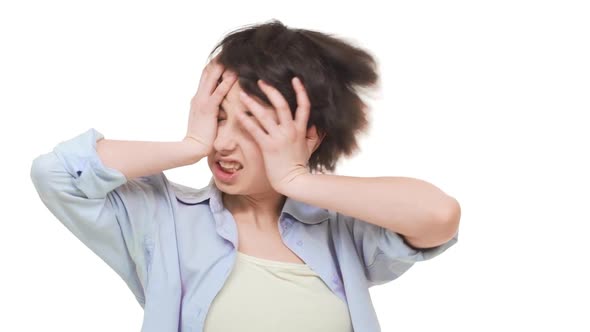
[213,121,239,152]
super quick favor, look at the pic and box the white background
[2,0,589,331]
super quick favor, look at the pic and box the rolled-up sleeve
[338,213,459,288]
[30,128,162,305]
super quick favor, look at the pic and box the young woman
[31,19,460,332]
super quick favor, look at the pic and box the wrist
[277,170,313,197]
[180,138,209,164]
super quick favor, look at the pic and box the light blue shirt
[30,128,459,332]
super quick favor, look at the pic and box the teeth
[219,161,242,171]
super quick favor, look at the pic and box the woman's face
[206,79,279,195]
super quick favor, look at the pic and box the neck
[222,191,287,230]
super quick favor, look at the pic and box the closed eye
[217,111,254,122]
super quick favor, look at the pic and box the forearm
[284,174,459,240]
[96,138,206,180]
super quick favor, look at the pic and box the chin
[214,179,239,190]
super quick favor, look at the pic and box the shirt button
[332,274,340,285]
[281,221,291,232]
[296,240,303,246]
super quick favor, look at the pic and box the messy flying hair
[207,19,380,174]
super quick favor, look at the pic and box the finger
[236,107,273,147]
[292,77,311,132]
[257,80,292,126]
[206,52,222,69]
[198,53,222,85]
[210,74,238,105]
[201,57,226,96]
[240,91,281,137]
[218,69,237,85]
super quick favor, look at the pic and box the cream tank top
[203,251,353,332]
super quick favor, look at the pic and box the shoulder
[164,177,211,205]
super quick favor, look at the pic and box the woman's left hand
[237,77,318,194]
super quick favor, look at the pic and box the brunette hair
[207,19,380,174]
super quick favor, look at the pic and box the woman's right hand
[184,54,238,156]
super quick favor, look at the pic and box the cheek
[241,147,264,165]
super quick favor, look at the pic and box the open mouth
[214,161,244,181]
[217,161,243,173]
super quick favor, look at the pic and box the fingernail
[240,91,247,98]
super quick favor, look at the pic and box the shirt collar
[169,176,330,225]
